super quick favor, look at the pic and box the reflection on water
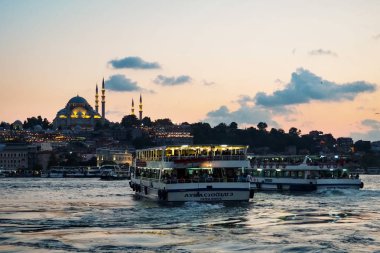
[0,176,380,252]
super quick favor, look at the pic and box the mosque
[53,79,106,130]
[53,79,144,130]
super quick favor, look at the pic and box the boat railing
[164,155,246,163]
[163,177,247,184]
[136,175,248,183]
[250,161,345,169]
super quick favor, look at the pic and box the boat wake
[316,188,360,196]
[183,201,224,210]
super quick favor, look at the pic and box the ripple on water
[0,176,380,252]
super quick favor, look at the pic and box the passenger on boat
[246,173,252,182]
[200,172,207,181]
[193,172,199,182]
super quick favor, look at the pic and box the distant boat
[248,155,364,191]
[48,167,65,178]
[99,165,130,180]
[86,166,102,177]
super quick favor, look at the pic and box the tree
[0,121,10,129]
[190,122,212,144]
[42,118,51,129]
[22,115,50,129]
[289,127,301,137]
[132,135,154,149]
[121,115,139,128]
[229,122,238,130]
[141,117,152,127]
[354,140,371,153]
[154,118,173,126]
[257,122,268,131]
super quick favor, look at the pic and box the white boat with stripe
[130,145,254,202]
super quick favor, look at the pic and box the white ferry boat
[100,165,130,180]
[248,155,364,191]
[86,166,102,177]
[42,167,65,178]
[129,145,254,202]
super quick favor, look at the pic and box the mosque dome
[12,120,23,130]
[68,95,88,105]
[34,125,43,131]
[13,120,23,125]
[53,93,103,130]
[58,108,68,114]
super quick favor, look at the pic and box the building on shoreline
[96,147,133,167]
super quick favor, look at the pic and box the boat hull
[130,180,252,202]
[250,178,363,191]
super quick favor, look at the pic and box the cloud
[237,95,295,115]
[362,119,380,129]
[373,34,380,40]
[203,80,216,86]
[105,75,142,92]
[351,119,380,141]
[274,79,285,85]
[309,49,338,57]
[106,110,125,117]
[204,104,279,128]
[255,68,376,107]
[108,56,160,69]
[154,75,192,86]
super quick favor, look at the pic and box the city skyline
[1,1,380,141]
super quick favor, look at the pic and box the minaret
[131,99,135,116]
[95,84,99,113]
[101,78,105,119]
[139,94,143,121]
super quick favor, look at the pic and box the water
[0,176,379,252]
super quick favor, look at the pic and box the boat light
[257,168,263,171]
[330,168,334,171]
[276,169,281,172]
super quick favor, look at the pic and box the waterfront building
[0,144,28,171]
[0,144,37,174]
[96,147,133,166]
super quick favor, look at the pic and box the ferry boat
[0,169,6,178]
[129,145,254,202]
[100,165,130,180]
[86,166,102,177]
[248,155,364,191]
[41,166,65,178]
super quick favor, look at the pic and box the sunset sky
[1,0,380,141]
